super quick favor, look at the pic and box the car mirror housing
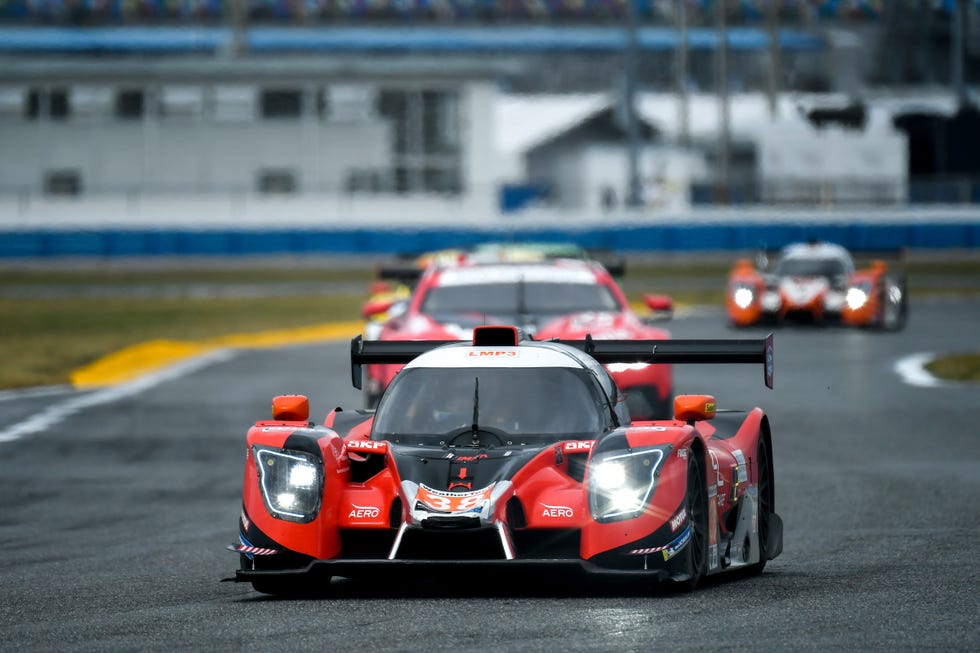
[272,394,310,422]
[673,394,716,422]
[642,294,674,320]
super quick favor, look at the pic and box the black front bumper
[234,558,677,584]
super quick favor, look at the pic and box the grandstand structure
[0,0,978,229]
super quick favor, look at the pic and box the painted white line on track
[894,352,942,388]
[0,385,76,403]
[0,348,236,443]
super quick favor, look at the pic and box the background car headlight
[846,286,870,310]
[733,286,755,309]
[588,446,669,522]
[254,447,322,522]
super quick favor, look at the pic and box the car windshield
[420,282,620,322]
[372,366,606,445]
[775,257,848,278]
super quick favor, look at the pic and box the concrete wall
[0,117,391,194]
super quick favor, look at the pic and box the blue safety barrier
[0,26,824,54]
[2,221,978,258]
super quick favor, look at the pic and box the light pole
[716,0,732,203]
[624,0,643,208]
[675,0,690,146]
[766,0,780,117]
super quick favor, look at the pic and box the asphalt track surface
[1,297,978,652]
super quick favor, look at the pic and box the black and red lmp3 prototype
[229,326,782,595]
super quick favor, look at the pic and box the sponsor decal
[670,507,687,532]
[677,448,688,459]
[416,483,494,514]
[541,503,574,518]
[234,544,279,556]
[240,509,250,533]
[704,402,715,413]
[347,440,388,453]
[348,503,381,519]
[732,449,748,483]
[455,453,488,462]
[466,350,517,358]
[628,525,692,559]
[662,525,692,561]
[562,440,594,453]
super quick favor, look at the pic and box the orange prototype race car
[726,241,908,330]
[228,325,782,595]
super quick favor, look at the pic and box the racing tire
[747,436,774,576]
[878,276,908,332]
[674,451,709,591]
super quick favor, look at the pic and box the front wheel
[674,451,709,591]
[878,276,908,331]
[747,436,774,575]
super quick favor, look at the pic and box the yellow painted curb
[70,321,364,389]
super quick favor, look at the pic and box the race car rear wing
[350,332,774,390]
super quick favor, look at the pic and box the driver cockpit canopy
[371,364,612,445]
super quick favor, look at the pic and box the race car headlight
[253,447,322,522]
[732,285,755,309]
[845,286,870,310]
[588,446,669,522]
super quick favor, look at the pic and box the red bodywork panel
[240,408,769,566]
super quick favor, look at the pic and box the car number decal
[416,483,494,514]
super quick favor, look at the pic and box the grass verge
[925,353,980,382]
[0,294,363,389]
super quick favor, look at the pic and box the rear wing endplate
[350,333,774,390]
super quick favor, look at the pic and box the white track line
[893,352,942,388]
[0,385,76,403]
[0,348,236,443]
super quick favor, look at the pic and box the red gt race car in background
[363,257,675,419]
[726,241,908,330]
[228,326,782,595]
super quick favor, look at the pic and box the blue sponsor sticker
[662,524,692,561]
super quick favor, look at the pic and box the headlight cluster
[254,447,323,522]
[588,446,670,522]
[731,283,755,309]
[845,281,873,310]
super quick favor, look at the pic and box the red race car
[727,241,908,330]
[228,326,782,595]
[363,257,675,419]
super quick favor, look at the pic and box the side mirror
[674,394,716,422]
[361,297,397,320]
[272,394,309,422]
[641,294,674,322]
